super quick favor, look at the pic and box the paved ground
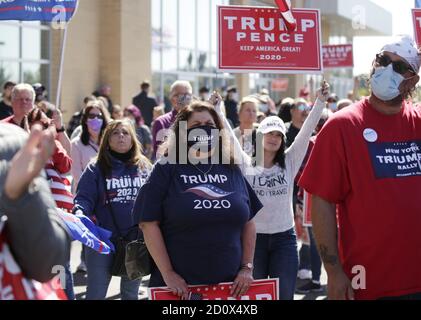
[70,241,327,300]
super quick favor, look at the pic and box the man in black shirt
[285,98,311,147]
[0,81,16,120]
[132,81,158,127]
[224,86,239,128]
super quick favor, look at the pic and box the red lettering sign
[148,279,279,300]
[412,9,421,46]
[218,5,322,74]
[322,44,354,69]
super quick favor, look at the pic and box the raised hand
[316,80,330,103]
[209,91,223,113]
[4,124,55,200]
[51,108,63,131]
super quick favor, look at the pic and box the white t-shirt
[218,98,325,234]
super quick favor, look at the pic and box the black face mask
[109,149,132,162]
[186,125,218,152]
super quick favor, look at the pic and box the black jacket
[0,100,13,120]
[224,98,239,128]
[132,91,158,127]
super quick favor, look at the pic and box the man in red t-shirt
[1,83,35,128]
[299,36,421,300]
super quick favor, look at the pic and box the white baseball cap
[257,116,287,137]
[381,35,421,74]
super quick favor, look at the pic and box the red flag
[275,0,297,32]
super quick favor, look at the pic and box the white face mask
[371,64,405,101]
[328,102,338,112]
[200,93,210,101]
[231,93,239,101]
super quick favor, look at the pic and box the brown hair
[160,101,236,165]
[81,101,111,145]
[96,119,151,174]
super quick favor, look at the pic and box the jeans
[308,227,322,282]
[80,245,86,265]
[298,227,322,282]
[64,261,75,300]
[253,228,299,300]
[299,244,311,270]
[85,247,141,300]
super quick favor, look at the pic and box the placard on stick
[218,5,323,74]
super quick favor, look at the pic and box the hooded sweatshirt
[73,155,150,240]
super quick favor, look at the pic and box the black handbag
[103,172,152,279]
[110,237,129,277]
[125,238,152,280]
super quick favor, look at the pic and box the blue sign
[416,0,421,8]
[57,210,115,254]
[0,0,78,22]
[367,141,421,179]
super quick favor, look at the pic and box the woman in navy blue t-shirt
[132,101,262,299]
[74,120,151,300]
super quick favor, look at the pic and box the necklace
[192,163,214,175]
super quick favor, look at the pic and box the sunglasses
[297,104,312,112]
[87,113,103,119]
[375,54,415,75]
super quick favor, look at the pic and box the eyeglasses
[375,54,415,75]
[87,113,103,119]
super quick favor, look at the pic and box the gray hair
[169,80,193,99]
[11,83,36,103]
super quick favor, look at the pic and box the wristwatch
[241,263,254,271]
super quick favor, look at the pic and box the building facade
[0,0,391,122]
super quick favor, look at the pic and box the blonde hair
[238,97,259,114]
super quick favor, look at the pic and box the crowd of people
[0,35,421,300]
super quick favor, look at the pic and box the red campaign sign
[271,78,289,92]
[303,190,312,227]
[218,6,323,74]
[148,279,279,300]
[412,9,421,46]
[322,44,354,69]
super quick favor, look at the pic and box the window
[151,0,232,101]
[0,21,50,89]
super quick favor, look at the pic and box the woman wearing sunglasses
[71,101,111,192]
[211,81,329,300]
[70,101,111,274]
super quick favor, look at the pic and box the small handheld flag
[275,0,297,32]
[57,209,114,254]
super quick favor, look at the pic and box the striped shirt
[45,162,74,212]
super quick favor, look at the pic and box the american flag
[275,0,297,32]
